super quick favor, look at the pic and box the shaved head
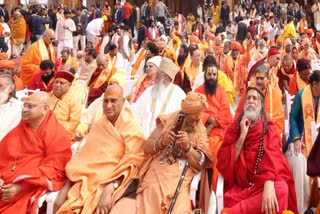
[103,84,124,124]
[26,91,51,106]
[22,92,51,129]
[96,54,108,70]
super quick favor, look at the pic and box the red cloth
[122,2,132,20]
[28,71,54,92]
[0,111,72,213]
[217,119,298,214]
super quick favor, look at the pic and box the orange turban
[181,92,208,114]
[0,59,15,69]
[0,53,8,60]
[231,41,244,53]
[306,28,314,35]
[189,34,200,44]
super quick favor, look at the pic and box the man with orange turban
[132,91,212,213]
[0,59,23,90]
[224,41,248,102]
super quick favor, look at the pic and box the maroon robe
[217,119,298,214]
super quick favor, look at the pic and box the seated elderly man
[0,74,23,141]
[217,87,298,214]
[132,57,186,137]
[0,91,71,213]
[131,92,212,213]
[54,84,146,214]
[49,70,84,139]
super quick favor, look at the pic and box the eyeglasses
[50,38,56,41]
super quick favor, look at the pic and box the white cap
[147,56,162,68]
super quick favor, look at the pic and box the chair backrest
[16,88,40,100]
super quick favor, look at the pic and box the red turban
[55,71,75,83]
[231,41,244,53]
[262,32,268,37]
[0,59,15,69]
[267,47,280,57]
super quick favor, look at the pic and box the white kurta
[86,18,104,44]
[131,83,186,138]
[312,4,320,31]
[0,98,23,141]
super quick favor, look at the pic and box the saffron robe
[0,111,71,214]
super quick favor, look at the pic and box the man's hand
[95,183,114,214]
[261,180,279,214]
[1,183,21,201]
[176,131,190,151]
[294,139,305,155]
[239,116,250,139]
[163,130,176,147]
[0,179,4,189]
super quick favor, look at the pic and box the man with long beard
[235,62,284,142]
[195,56,232,191]
[0,74,22,141]
[132,57,186,137]
[218,87,298,214]
[174,44,191,93]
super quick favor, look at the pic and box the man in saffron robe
[185,47,202,86]
[54,48,79,72]
[0,91,71,214]
[173,44,191,94]
[218,87,298,214]
[288,58,312,96]
[278,54,296,92]
[287,70,320,213]
[8,11,26,58]
[236,62,284,140]
[195,56,232,191]
[54,84,146,214]
[135,92,212,213]
[223,41,247,101]
[20,29,56,86]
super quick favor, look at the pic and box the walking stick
[167,161,189,214]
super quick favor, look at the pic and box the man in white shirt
[0,74,22,141]
[56,9,76,58]
[132,57,186,137]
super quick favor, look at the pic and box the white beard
[151,81,165,98]
[243,104,261,123]
[0,90,9,105]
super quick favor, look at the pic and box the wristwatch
[113,181,119,189]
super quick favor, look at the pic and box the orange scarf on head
[301,85,320,156]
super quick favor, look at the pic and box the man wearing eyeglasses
[21,29,56,87]
[0,74,23,141]
[0,91,71,213]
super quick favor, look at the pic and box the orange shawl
[0,111,71,214]
[10,17,26,44]
[289,72,307,96]
[57,105,146,214]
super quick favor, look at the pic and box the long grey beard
[151,81,166,98]
[243,104,261,123]
[0,90,9,105]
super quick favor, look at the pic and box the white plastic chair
[16,88,40,100]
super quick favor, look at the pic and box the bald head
[103,84,124,124]
[43,29,55,45]
[27,91,51,106]
[22,92,51,129]
[96,54,108,70]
